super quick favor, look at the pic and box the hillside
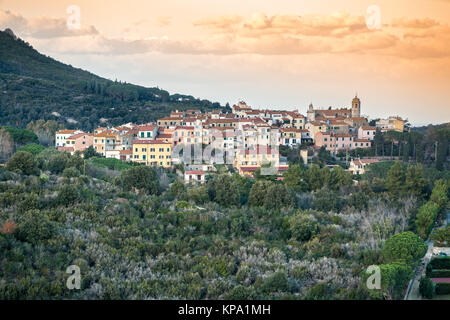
[1,147,446,299]
[0,29,227,131]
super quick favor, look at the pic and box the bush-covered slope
[0,29,227,131]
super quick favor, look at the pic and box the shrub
[435,283,450,295]
[120,166,159,195]
[429,257,450,270]
[261,272,289,294]
[14,210,55,243]
[430,270,450,278]
[382,231,428,265]
[288,213,319,242]
[57,185,80,206]
[419,277,435,299]
[62,167,81,178]
[17,144,45,155]
[6,151,38,175]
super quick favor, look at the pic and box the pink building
[358,126,376,141]
[66,133,94,153]
[315,132,355,152]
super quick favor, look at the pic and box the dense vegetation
[0,29,228,132]
[0,144,448,300]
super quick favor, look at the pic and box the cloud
[391,17,439,29]
[195,12,371,38]
[156,16,172,27]
[3,8,449,60]
[0,10,98,38]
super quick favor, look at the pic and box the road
[406,210,449,300]
[406,240,433,300]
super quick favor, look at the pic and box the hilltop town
[55,96,407,181]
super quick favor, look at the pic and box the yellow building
[234,145,280,170]
[376,117,405,132]
[132,140,172,168]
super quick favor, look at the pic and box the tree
[248,180,272,207]
[248,180,292,210]
[431,225,450,246]
[386,161,405,199]
[373,263,412,300]
[14,210,55,243]
[283,164,308,192]
[57,185,80,206]
[120,166,160,195]
[47,152,69,174]
[6,151,38,175]
[17,143,45,155]
[206,174,239,207]
[168,179,186,199]
[415,201,440,239]
[83,146,100,159]
[347,192,369,211]
[288,212,319,241]
[382,231,427,265]
[419,277,435,299]
[313,188,344,212]
[430,179,448,210]
[404,164,426,199]
[306,164,325,191]
[327,166,352,190]
[261,271,289,294]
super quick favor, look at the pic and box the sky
[1,0,449,125]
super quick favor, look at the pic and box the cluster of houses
[55,96,406,181]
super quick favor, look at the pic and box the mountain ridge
[0,28,227,131]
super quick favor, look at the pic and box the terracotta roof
[361,126,376,130]
[57,130,78,135]
[138,125,157,131]
[175,126,195,130]
[119,150,133,154]
[185,171,205,175]
[133,140,171,145]
[156,134,172,139]
[239,166,260,172]
[281,127,301,132]
[67,132,91,140]
[94,131,117,138]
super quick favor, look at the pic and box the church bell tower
[352,95,361,118]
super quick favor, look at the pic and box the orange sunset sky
[1,0,449,125]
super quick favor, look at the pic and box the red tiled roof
[67,132,91,140]
[133,140,171,145]
[57,130,78,135]
[185,171,205,175]
[138,125,157,131]
[239,166,260,172]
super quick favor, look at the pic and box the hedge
[430,270,450,278]
[435,283,450,295]
[429,257,450,270]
